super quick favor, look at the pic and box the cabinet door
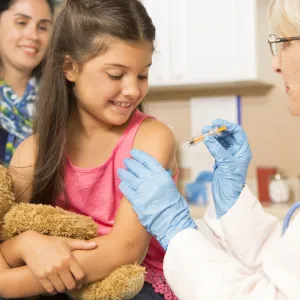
[170,0,256,85]
[169,0,188,84]
[141,0,172,87]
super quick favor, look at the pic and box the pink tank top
[56,110,178,300]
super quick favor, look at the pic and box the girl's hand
[19,231,97,294]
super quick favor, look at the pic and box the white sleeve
[164,227,300,300]
[204,185,281,272]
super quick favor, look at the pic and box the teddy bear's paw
[68,264,146,300]
[119,273,145,300]
[1,203,99,240]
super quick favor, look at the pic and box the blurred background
[53,0,300,219]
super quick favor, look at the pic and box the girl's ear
[63,55,79,82]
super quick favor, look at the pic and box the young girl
[0,0,179,299]
[0,0,53,164]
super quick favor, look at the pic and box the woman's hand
[203,119,252,218]
[19,231,97,294]
[118,149,197,250]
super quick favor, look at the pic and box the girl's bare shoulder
[8,135,37,203]
[9,135,37,169]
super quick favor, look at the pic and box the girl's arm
[0,265,45,298]
[2,136,97,295]
[0,137,47,298]
[0,232,98,297]
[2,120,178,288]
[8,135,36,203]
[71,119,178,284]
[0,247,45,298]
[0,136,37,268]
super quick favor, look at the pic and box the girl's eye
[17,21,26,26]
[108,74,123,80]
[38,26,48,31]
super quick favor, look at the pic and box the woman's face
[0,0,52,76]
[272,29,300,116]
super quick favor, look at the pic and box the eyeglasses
[268,34,300,56]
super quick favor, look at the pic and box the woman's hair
[31,0,155,205]
[0,0,54,15]
[269,0,300,35]
[0,0,54,78]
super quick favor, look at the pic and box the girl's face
[0,0,52,75]
[272,30,300,116]
[65,38,153,127]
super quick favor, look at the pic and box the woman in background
[0,0,53,164]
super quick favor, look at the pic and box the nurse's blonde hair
[269,0,300,35]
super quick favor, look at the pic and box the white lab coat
[164,185,300,300]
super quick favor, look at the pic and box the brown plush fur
[1,203,99,241]
[0,165,14,223]
[69,265,146,300]
[0,165,145,300]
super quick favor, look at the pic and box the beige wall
[243,79,300,179]
[145,77,300,185]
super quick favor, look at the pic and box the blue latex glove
[117,149,197,250]
[203,119,252,218]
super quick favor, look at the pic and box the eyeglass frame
[268,34,300,56]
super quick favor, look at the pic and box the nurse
[118,0,300,299]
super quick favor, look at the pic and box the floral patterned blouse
[0,77,37,164]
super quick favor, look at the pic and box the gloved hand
[203,119,252,218]
[117,149,197,250]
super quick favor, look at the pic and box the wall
[144,75,300,196]
[243,78,300,179]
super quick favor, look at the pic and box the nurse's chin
[287,102,300,116]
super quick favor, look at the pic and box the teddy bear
[0,165,145,300]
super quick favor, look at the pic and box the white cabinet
[142,0,275,89]
[141,0,172,86]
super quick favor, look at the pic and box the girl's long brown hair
[31,0,155,204]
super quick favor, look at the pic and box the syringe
[179,125,227,149]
